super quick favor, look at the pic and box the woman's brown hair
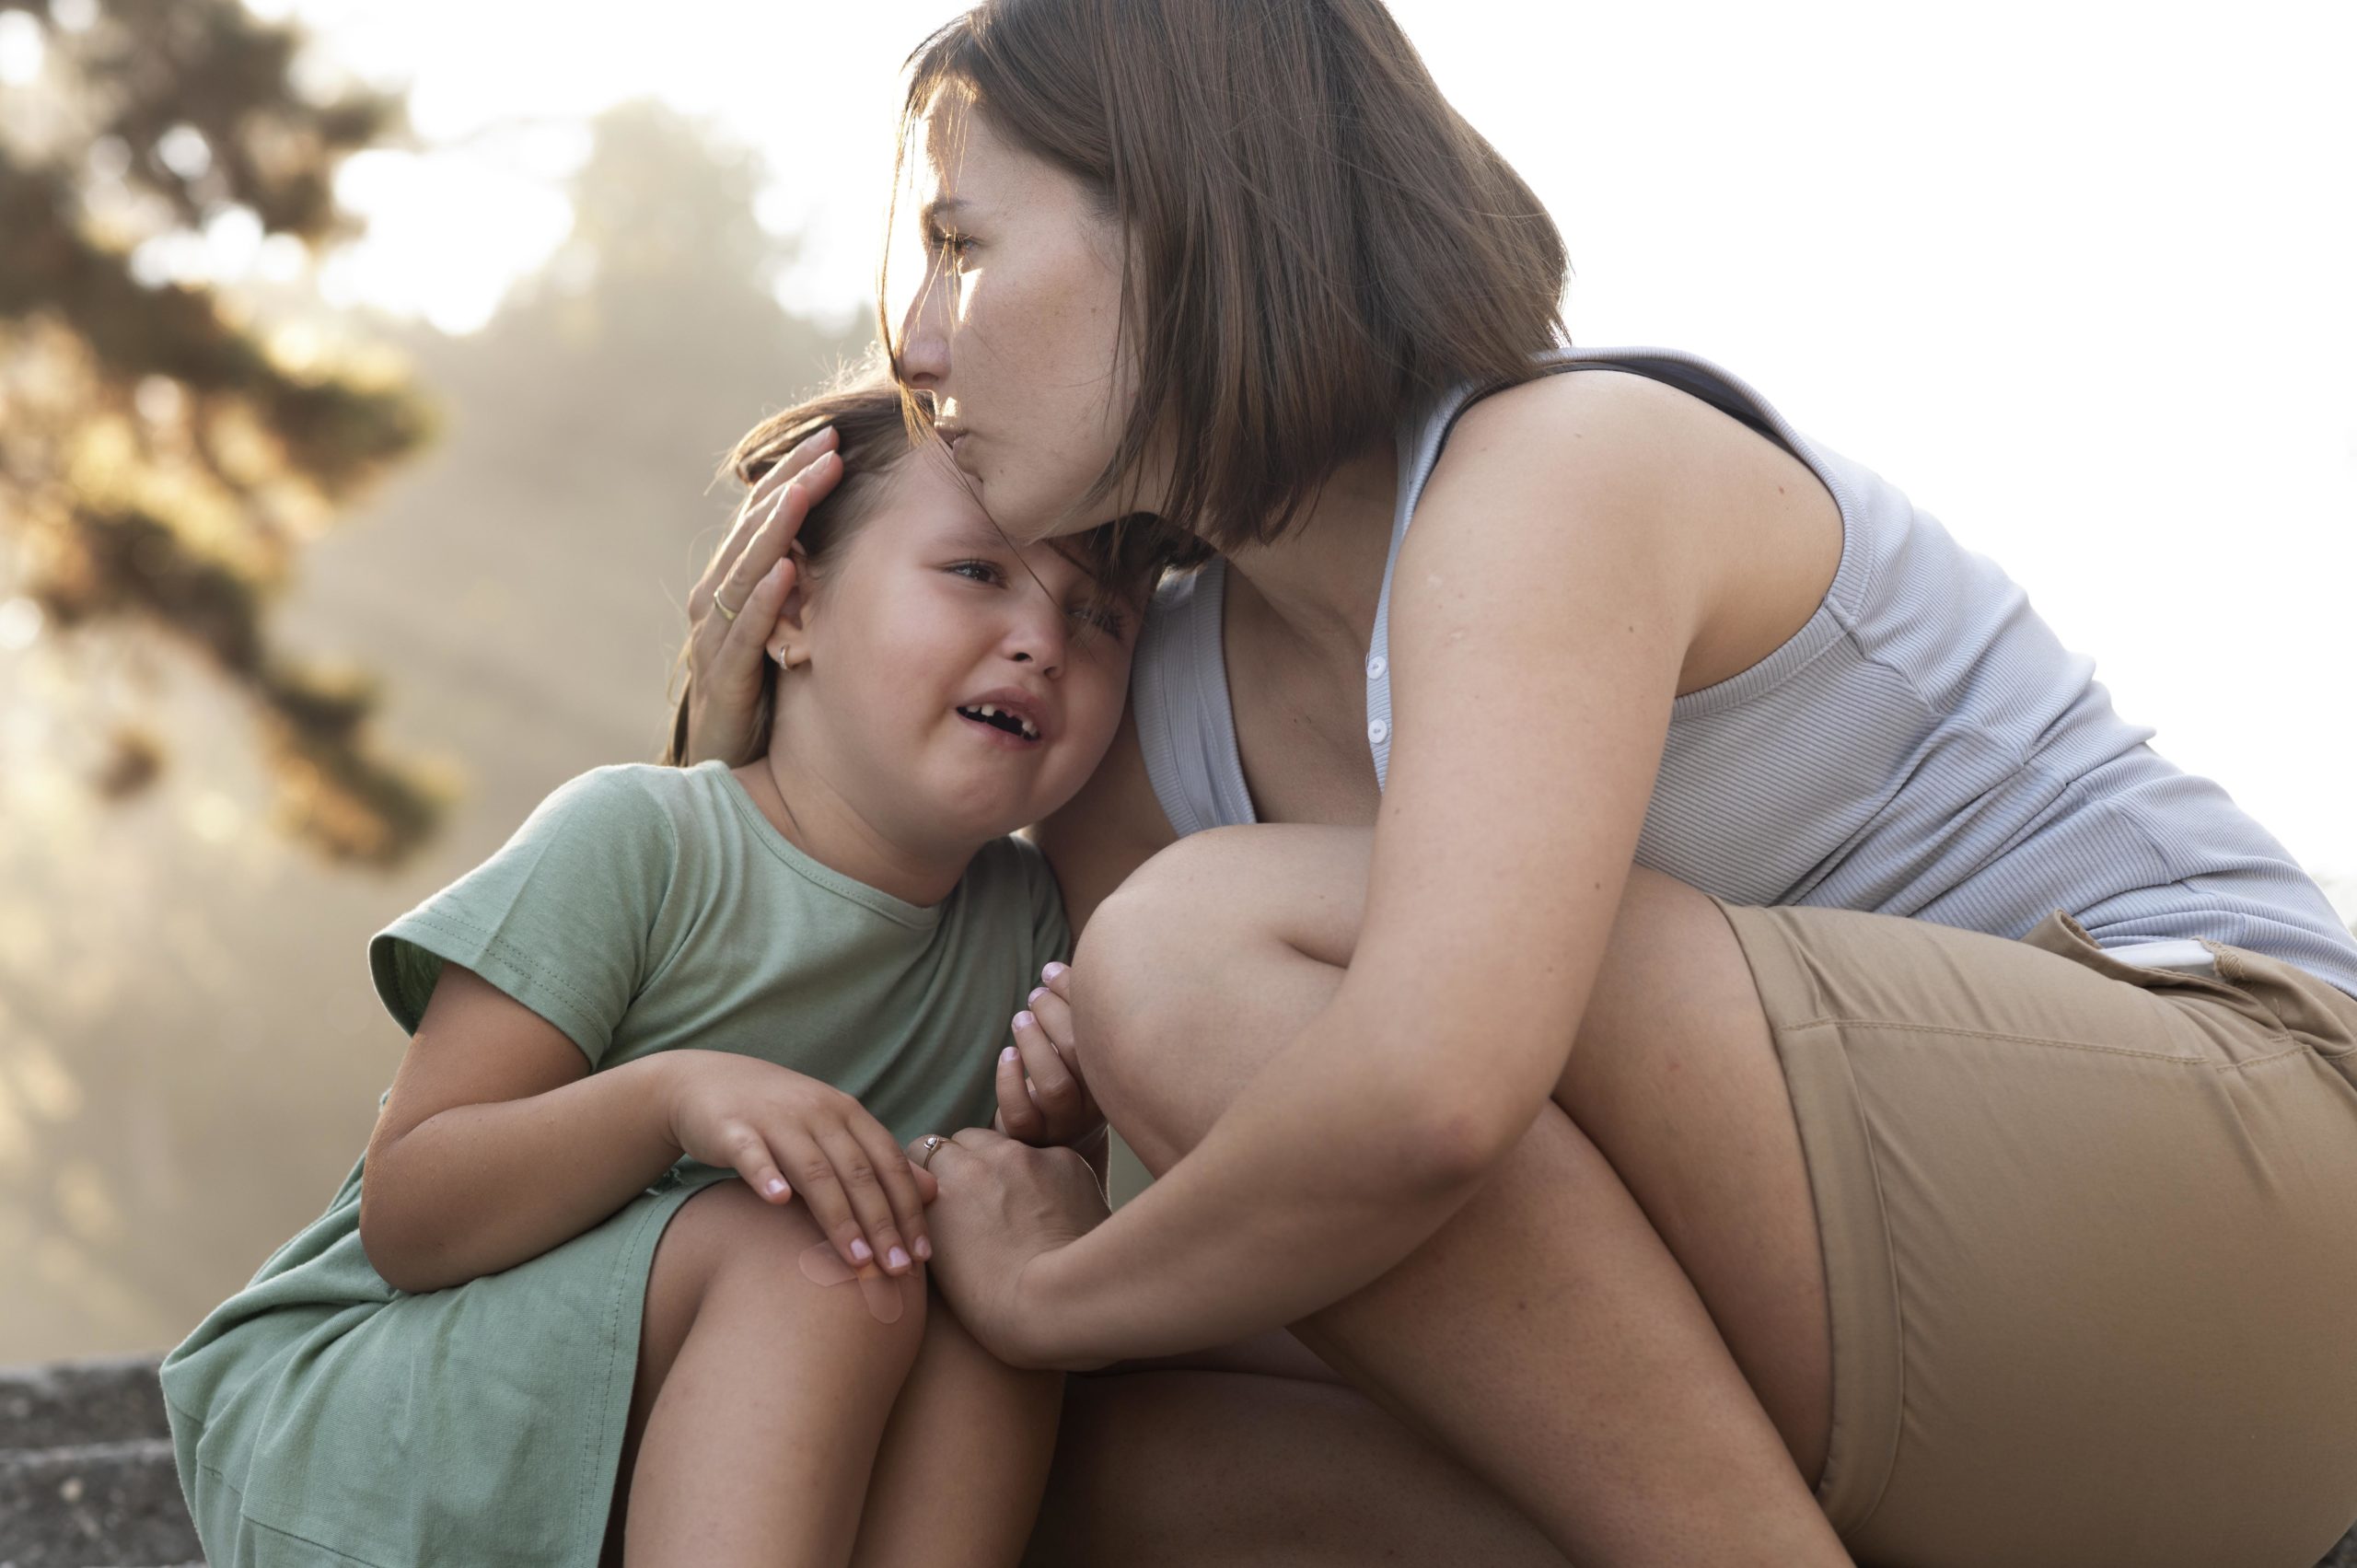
[887,0,1570,551]
[663,374,1183,767]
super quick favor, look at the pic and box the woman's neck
[1215,444,1399,667]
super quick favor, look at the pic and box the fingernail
[851,1238,873,1263]
[888,1246,911,1271]
[764,1177,787,1197]
[1028,987,1047,1004]
[913,1237,932,1260]
[1043,962,1068,981]
[1002,1044,1020,1063]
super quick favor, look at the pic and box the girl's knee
[653,1181,928,1355]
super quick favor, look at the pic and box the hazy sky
[187,1,2357,889]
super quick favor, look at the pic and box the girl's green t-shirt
[369,758,1069,1143]
[158,759,1072,1567]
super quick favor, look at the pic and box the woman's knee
[1076,825,1370,1090]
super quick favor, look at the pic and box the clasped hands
[906,959,1115,1371]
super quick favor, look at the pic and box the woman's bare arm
[1006,372,1731,1363]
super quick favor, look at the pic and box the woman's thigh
[1083,826,2357,1567]
[1080,828,1834,1487]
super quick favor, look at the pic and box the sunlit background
[1,0,2351,1365]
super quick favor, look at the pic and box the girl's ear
[767,542,816,669]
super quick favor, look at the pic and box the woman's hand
[911,1127,1110,1370]
[991,960,1107,1147]
[682,426,842,766]
[661,1049,936,1275]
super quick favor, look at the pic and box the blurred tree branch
[0,0,446,865]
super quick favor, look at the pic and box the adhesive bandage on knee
[797,1242,905,1323]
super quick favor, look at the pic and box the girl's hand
[990,960,1105,1147]
[682,427,842,766]
[912,1127,1110,1369]
[663,1050,937,1275]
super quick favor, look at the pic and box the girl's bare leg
[600,1180,928,1568]
[1067,826,1849,1568]
[849,1283,1064,1568]
[1023,1365,1571,1568]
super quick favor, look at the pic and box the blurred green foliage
[0,0,444,865]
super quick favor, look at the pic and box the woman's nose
[895,258,953,391]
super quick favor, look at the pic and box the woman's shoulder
[1415,362,1845,672]
[1440,364,1768,497]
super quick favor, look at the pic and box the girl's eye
[928,226,973,262]
[1071,604,1129,639]
[947,560,1004,586]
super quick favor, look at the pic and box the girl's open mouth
[957,704,1041,744]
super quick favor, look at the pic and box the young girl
[157,378,1172,1568]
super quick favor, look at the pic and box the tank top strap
[1366,343,1873,788]
[1130,556,1258,835]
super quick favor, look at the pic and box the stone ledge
[3,1354,2352,1567]
[0,1434,201,1568]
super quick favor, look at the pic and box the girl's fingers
[1039,960,1072,1002]
[1010,1009,1084,1125]
[994,1039,1048,1142]
[721,1122,794,1203]
[772,1125,870,1272]
[844,1116,933,1267]
[814,1123,915,1276]
[1026,985,1079,1060]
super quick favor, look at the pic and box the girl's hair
[886,0,1570,552]
[662,372,1182,767]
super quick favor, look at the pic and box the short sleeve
[367,766,679,1067]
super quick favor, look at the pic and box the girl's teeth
[980,704,997,717]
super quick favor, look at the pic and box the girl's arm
[358,964,680,1294]
[993,373,1743,1364]
[359,965,937,1294]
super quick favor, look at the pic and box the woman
[678,3,2357,1564]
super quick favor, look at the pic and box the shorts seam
[1777,1016,2298,1065]
[1835,1088,1908,1539]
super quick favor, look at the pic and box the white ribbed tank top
[1129,345,2357,997]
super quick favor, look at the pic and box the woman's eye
[928,226,973,261]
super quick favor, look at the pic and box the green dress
[158,761,1070,1567]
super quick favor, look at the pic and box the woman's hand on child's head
[683,425,842,766]
[991,961,1103,1147]
[661,1050,934,1275]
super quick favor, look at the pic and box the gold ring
[714,594,741,623]
[913,1134,946,1169]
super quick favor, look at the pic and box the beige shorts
[1717,900,2357,1568]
